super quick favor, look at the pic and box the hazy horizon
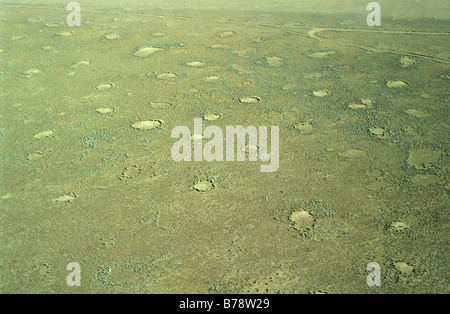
[0,0,448,19]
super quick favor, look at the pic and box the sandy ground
[0,3,449,293]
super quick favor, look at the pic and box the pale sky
[1,0,448,19]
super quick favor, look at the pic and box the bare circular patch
[217,31,237,37]
[132,120,162,130]
[95,107,115,114]
[369,126,389,139]
[239,97,261,103]
[45,22,63,27]
[210,44,229,49]
[134,46,164,57]
[239,144,258,155]
[394,262,414,274]
[10,34,27,41]
[53,192,77,203]
[233,64,254,74]
[56,31,73,37]
[107,265,140,284]
[96,83,114,90]
[390,221,410,233]
[348,103,367,109]
[186,61,206,67]
[70,60,92,69]
[348,99,373,109]
[386,80,408,88]
[27,151,44,161]
[407,148,442,169]
[400,56,418,67]
[27,17,43,23]
[121,165,142,179]
[156,72,178,80]
[405,109,430,118]
[294,122,314,134]
[290,210,315,231]
[203,113,221,121]
[23,68,41,78]
[34,130,55,139]
[312,89,330,97]
[266,56,282,67]
[204,75,222,82]
[104,32,123,40]
[194,180,215,192]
